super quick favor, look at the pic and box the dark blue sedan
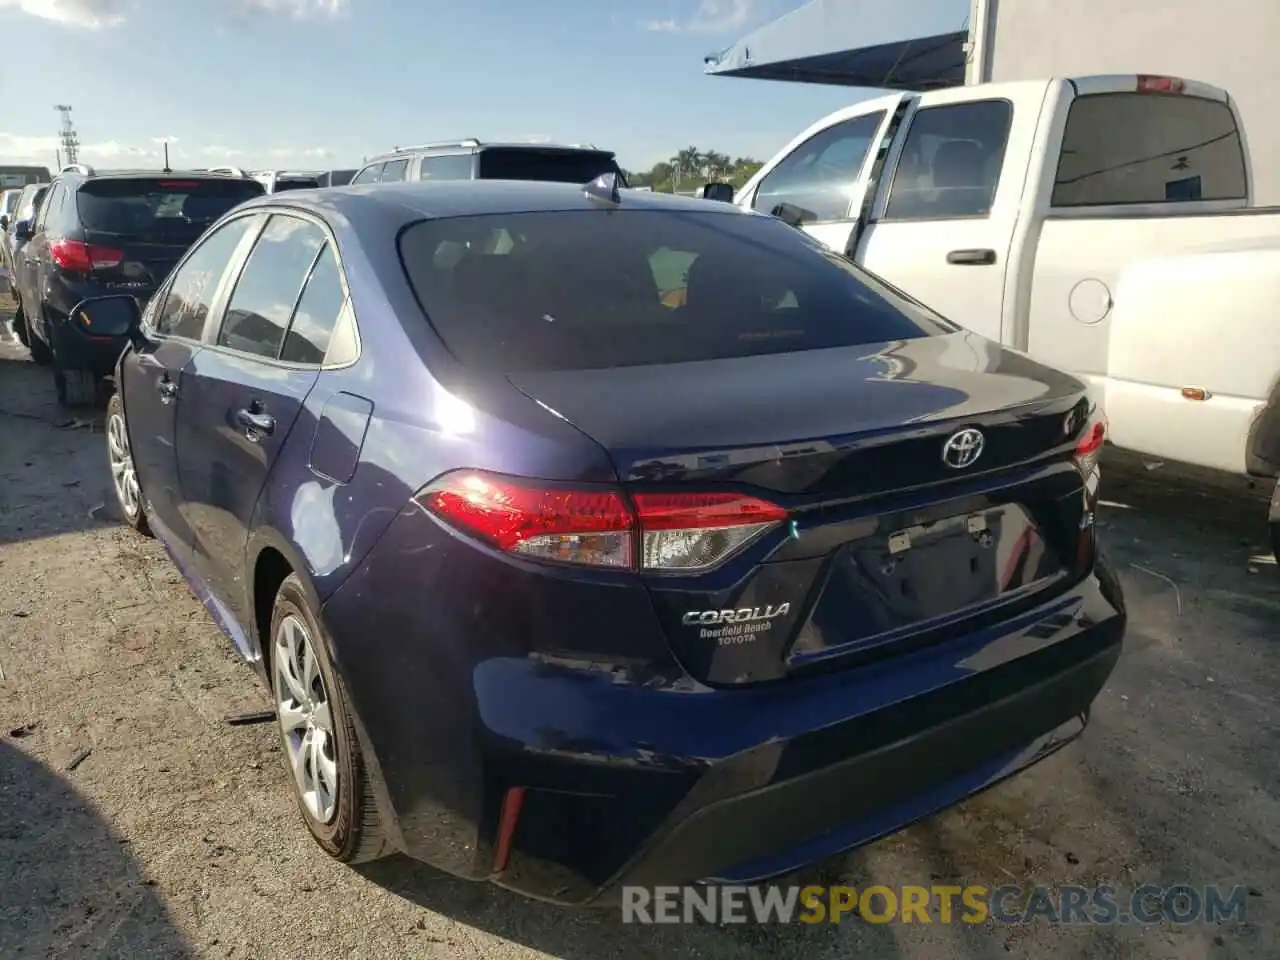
[93,177,1125,905]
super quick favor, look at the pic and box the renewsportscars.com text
[621,884,1250,926]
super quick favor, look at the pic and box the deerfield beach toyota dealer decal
[682,604,792,645]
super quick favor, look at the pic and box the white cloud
[235,0,346,17]
[0,133,334,169]
[0,0,124,28]
[645,0,759,34]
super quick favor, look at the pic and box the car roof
[239,179,756,227]
[365,142,614,164]
[56,169,259,182]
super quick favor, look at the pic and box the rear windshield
[398,209,955,372]
[272,178,321,192]
[76,178,264,236]
[477,148,621,184]
[1052,93,1247,206]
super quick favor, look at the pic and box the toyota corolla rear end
[320,194,1125,905]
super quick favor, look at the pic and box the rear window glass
[398,209,954,372]
[1052,93,1247,206]
[273,178,321,192]
[76,178,264,235]
[477,149,621,184]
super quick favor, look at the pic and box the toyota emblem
[941,428,985,469]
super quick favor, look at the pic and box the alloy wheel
[274,614,340,824]
[106,411,141,520]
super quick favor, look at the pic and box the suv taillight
[416,471,787,572]
[49,239,124,272]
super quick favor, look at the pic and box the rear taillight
[1136,75,1186,94]
[1073,412,1107,477]
[416,471,787,572]
[49,239,124,272]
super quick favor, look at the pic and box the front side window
[1052,93,1247,206]
[350,163,383,185]
[751,111,886,225]
[380,159,409,182]
[218,214,327,359]
[153,216,258,340]
[883,100,1013,220]
[398,209,954,373]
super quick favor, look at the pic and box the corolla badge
[941,428,985,469]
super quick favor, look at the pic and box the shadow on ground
[0,739,194,959]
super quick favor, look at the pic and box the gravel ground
[1,301,1277,959]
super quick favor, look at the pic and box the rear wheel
[106,392,151,536]
[270,574,390,864]
[1269,479,1280,568]
[11,302,29,347]
[24,306,51,365]
[53,358,98,407]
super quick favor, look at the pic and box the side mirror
[770,202,812,229]
[71,295,143,343]
[13,219,32,242]
[698,182,735,203]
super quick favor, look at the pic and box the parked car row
[59,120,1126,907]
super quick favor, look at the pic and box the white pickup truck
[719,74,1280,562]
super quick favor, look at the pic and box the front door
[855,90,1032,344]
[116,213,260,547]
[174,213,331,630]
[737,97,903,259]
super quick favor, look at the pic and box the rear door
[174,212,339,628]
[117,213,262,547]
[74,176,265,298]
[855,89,1033,343]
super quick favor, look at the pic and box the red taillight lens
[416,471,787,572]
[49,239,124,272]
[1074,414,1107,476]
[1137,75,1185,94]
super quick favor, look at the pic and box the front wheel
[270,574,390,864]
[106,393,151,536]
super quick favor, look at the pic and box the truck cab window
[883,100,1013,221]
[751,111,886,225]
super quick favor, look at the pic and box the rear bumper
[322,524,1126,905]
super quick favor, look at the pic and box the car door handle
[157,379,178,404]
[946,248,997,266]
[236,408,276,440]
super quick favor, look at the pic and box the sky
[0,0,968,174]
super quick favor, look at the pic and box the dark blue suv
[12,165,263,405]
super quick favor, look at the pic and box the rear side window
[1052,93,1247,206]
[884,100,1012,220]
[476,149,620,184]
[219,215,327,359]
[399,209,955,372]
[76,178,263,236]
[419,154,474,180]
[281,243,345,364]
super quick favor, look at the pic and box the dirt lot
[1,305,1278,960]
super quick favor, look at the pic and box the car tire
[54,359,98,408]
[269,574,391,865]
[1269,479,1280,569]
[11,302,29,347]
[24,307,51,365]
[105,392,151,536]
